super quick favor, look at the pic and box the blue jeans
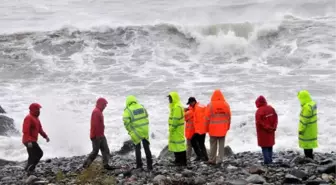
[261,147,273,164]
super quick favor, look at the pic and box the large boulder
[158,145,174,160]
[0,115,19,136]
[114,140,135,155]
[0,105,6,114]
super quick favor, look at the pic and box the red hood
[29,103,41,117]
[96,97,108,111]
[255,96,267,108]
[211,89,226,102]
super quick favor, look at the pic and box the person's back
[123,95,152,170]
[255,96,278,164]
[297,90,318,159]
[205,89,231,164]
[206,90,231,137]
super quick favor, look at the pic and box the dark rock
[320,159,334,165]
[306,180,330,185]
[115,140,135,155]
[249,165,266,174]
[290,169,308,179]
[227,179,249,185]
[283,174,302,184]
[25,175,38,184]
[291,156,315,165]
[194,176,206,185]
[0,159,17,167]
[224,146,234,157]
[317,162,336,174]
[158,145,174,160]
[246,174,266,184]
[0,105,5,113]
[46,159,52,163]
[0,115,19,136]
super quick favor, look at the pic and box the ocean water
[0,0,335,161]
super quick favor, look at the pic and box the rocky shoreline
[0,144,335,185]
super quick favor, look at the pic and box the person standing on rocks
[22,103,50,173]
[297,90,318,159]
[122,95,153,171]
[205,89,231,165]
[168,92,187,166]
[83,97,114,170]
[184,107,195,160]
[255,95,278,164]
[186,97,209,161]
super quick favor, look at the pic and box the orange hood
[211,89,226,102]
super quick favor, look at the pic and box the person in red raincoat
[255,96,278,164]
[22,103,50,174]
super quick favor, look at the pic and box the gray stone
[249,165,266,174]
[227,179,249,185]
[283,174,302,184]
[320,159,334,165]
[306,180,329,185]
[194,176,206,185]
[289,169,308,179]
[224,145,234,157]
[153,175,166,185]
[246,174,266,184]
[158,145,174,160]
[1,176,11,181]
[317,162,336,174]
[25,175,38,184]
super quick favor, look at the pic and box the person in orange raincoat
[184,108,195,160]
[205,90,231,164]
[186,97,209,161]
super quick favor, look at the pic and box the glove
[46,137,50,142]
[27,142,33,148]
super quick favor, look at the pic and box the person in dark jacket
[255,96,278,164]
[22,103,50,173]
[83,98,114,170]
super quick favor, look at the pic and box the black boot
[103,164,115,170]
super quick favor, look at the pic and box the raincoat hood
[29,103,42,117]
[211,89,226,102]
[255,95,267,108]
[168,91,182,109]
[126,95,138,107]
[96,97,108,111]
[297,90,312,106]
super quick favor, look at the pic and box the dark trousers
[24,142,43,172]
[304,149,314,159]
[135,139,153,170]
[174,151,187,166]
[83,136,110,168]
[261,147,273,164]
[191,133,208,160]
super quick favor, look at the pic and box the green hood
[297,90,312,105]
[126,95,138,107]
[169,91,182,108]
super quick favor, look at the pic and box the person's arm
[39,121,49,142]
[123,108,131,134]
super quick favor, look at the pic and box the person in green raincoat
[167,92,187,166]
[297,90,318,159]
[123,95,153,170]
